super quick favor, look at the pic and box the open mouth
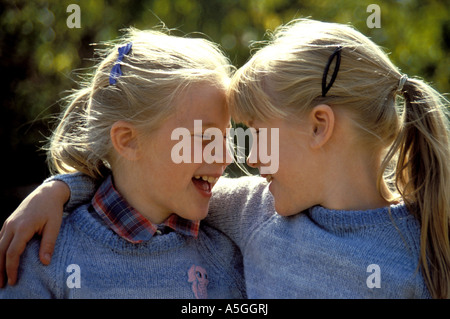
[192,175,220,197]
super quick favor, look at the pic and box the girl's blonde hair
[48,27,232,179]
[228,19,450,298]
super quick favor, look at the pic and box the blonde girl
[0,28,246,298]
[224,19,449,298]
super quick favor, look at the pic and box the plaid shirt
[91,175,200,243]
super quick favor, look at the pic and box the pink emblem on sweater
[188,265,209,299]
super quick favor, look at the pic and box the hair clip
[109,42,133,85]
[397,74,408,93]
[321,46,342,97]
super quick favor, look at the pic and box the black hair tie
[321,46,342,97]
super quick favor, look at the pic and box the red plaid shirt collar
[91,175,200,243]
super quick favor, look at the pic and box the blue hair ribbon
[109,42,133,85]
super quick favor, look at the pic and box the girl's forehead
[174,85,228,115]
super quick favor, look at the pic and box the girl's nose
[246,158,258,168]
[224,137,235,165]
[246,148,260,168]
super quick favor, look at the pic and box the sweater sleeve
[205,176,276,250]
[44,173,99,212]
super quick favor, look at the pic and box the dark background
[1,0,449,225]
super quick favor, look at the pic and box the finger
[0,220,6,239]
[0,229,14,288]
[39,217,62,265]
[5,230,33,286]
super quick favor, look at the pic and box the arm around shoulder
[44,172,99,211]
[206,175,275,248]
[0,172,97,287]
[0,237,61,298]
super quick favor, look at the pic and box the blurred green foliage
[1,0,449,219]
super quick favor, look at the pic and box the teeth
[194,175,220,184]
[265,175,273,183]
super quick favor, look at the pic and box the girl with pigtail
[0,28,247,298]
[1,19,449,298]
[222,19,449,298]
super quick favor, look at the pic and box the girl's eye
[203,134,213,140]
[193,134,214,145]
[193,133,227,142]
[194,134,224,140]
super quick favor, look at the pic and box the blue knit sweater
[3,173,431,298]
[207,176,431,299]
[0,177,246,299]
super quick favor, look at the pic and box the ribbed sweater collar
[307,203,413,232]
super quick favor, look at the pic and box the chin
[184,204,210,221]
[196,209,210,220]
[275,208,294,217]
[274,201,305,217]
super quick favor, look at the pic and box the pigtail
[386,78,450,298]
[47,87,109,179]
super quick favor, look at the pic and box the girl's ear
[309,104,335,149]
[110,121,141,161]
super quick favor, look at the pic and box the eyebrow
[199,121,232,129]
